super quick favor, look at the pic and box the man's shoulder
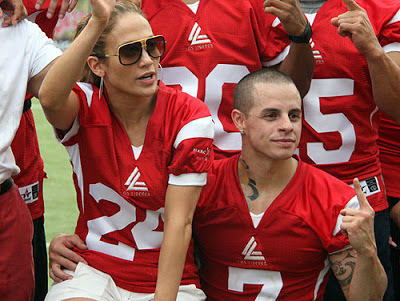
[298,158,356,197]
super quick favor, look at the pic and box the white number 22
[86,183,164,261]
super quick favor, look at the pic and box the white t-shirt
[0,14,61,183]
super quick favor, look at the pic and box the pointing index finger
[342,0,362,11]
[353,178,370,209]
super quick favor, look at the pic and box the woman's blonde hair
[74,1,147,87]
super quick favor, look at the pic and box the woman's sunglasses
[95,35,165,65]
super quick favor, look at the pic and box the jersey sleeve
[249,0,290,66]
[326,195,360,254]
[168,99,214,186]
[379,8,400,49]
[55,82,95,144]
[303,164,359,254]
[24,0,61,38]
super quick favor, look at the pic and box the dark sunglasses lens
[119,42,142,65]
[146,36,165,59]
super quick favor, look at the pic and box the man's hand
[49,233,88,283]
[331,0,381,57]
[0,0,27,27]
[34,0,78,19]
[263,0,307,37]
[340,178,376,256]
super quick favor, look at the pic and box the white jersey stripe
[313,258,331,300]
[383,42,400,53]
[332,195,359,236]
[272,17,281,27]
[262,45,289,67]
[65,144,85,213]
[388,9,400,25]
[169,172,207,186]
[173,116,214,149]
[77,82,95,107]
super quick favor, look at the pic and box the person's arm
[34,0,78,19]
[38,0,114,130]
[331,0,400,123]
[0,0,27,26]
[263,0,315,98]
[48,234,88,283]
[0,0,78,27]
[328,178,387,301]
[26,58,57,98]
[154,185,202,301]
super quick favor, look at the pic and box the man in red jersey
[296,0,400,299]
[193,68,386,300]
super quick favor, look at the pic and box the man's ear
[231,109,247,133]
[87,56,105,78]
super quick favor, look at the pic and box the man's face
[243,82,302,160]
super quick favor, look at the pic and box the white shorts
[45,262,206,301]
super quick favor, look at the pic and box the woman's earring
[239,129,244,135]
[158,63,163,81]
[99,77,104,99]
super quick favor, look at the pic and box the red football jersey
[142,0,289,158]
[298,0,400,211]
[378,113,400,198]
[59,82,213,293]
[194,155,358,300]
[11,0,61,219]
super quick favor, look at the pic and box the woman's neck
[107,89,157,146]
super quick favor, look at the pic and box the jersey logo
[242,236,265,260]
[124,167,148,191]
[310,39,324,64]
[18,182,39,204]
[359,176,381,197]
[188,22,211,46]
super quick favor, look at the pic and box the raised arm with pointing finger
[331,0,400,124]
[328,178,387,301]
[297,0,400,299]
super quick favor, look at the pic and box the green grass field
[31,99,78,286]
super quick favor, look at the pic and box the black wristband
[288,21,313,44]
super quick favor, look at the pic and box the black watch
[288,21,313,44]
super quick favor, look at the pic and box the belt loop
[0,178,14,195]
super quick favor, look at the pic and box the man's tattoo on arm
[329,251,356,287]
